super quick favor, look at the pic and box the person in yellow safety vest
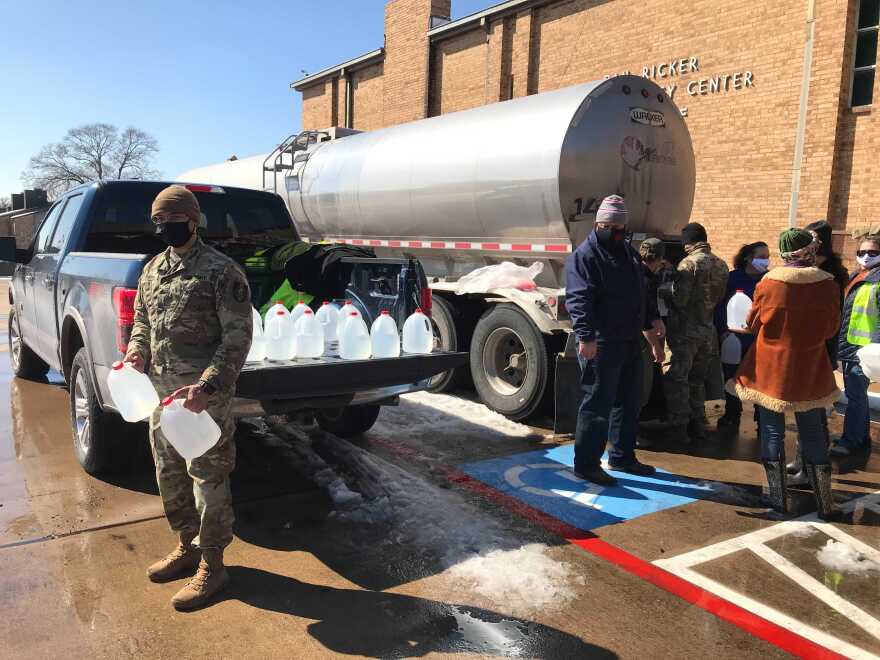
[832,235,880,457]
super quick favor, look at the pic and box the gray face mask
[751,258,770,273]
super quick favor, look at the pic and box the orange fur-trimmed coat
[732,266,841,413]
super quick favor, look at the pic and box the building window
[853,0,880,106]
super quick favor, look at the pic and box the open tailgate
[235,351,467,400]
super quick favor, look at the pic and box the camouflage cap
[639,237,665,260]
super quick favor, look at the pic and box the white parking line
[655,491,880,659]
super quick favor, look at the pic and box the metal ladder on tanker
[261,130,327,195]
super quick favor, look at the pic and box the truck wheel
[69,347,125,475]
[427,296,471,392]
[316,405,382,438]
[8,309,49,381]
[470,304,549,421]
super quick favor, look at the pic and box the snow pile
[816,540,880,574]
[448,543,585,613]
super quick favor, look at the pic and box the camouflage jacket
[127,238,253,396]
[668,242,729,337]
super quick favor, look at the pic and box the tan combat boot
[171,548,230,611]
[147,530,200,583]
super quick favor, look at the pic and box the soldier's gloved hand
[123,353,145,373]
[169,384,211,414]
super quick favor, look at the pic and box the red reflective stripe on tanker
[389,240,401,247]
[546,244,572,252]
[511,244,531,251]
[369,240,382,246]
[409,241,423,248]
[454,242,471,249]
[430,241,446,249]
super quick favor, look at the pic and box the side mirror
[0,236,17,263]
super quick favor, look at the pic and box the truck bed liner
[235,351,467,400]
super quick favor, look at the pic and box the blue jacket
[565,232,650,343]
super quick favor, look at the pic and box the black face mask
[156,221,194,248]
[596,227,627,249]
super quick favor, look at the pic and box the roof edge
[291,48,385,90]
[428,0,551,40]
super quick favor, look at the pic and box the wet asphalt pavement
[1,279,879,659]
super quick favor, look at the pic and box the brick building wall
[296,0,872,263]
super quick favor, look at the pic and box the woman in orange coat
[733,229,841,520]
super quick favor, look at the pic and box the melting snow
[816,540,880,574]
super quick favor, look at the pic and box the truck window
[32,202,64,254]
[47,194,84,254]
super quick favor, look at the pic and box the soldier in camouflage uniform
[662,222,729,442]
[124,185,252,610]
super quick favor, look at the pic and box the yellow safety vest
[847,281,880,346]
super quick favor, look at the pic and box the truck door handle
[24,271,34,282]
[44,274,56,287]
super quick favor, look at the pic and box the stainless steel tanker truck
[179,75,696,433]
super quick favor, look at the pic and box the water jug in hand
[720,332,742,365]
[402,308,434,354]
[727,290,752,331]
[106,361,160,422]
[371,310,400,358]
[159,397,221,461]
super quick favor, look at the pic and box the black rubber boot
[786,439,802,475]
[805,463,841,521]
[762,460,788,514]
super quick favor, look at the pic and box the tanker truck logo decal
[621,136,677,170]
[630,107,666,127]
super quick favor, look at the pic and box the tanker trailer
[178,75,695,432]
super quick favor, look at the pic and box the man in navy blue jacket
[565,195,661,485]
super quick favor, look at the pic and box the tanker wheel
[427,296,471,393]
[470,304,549,421]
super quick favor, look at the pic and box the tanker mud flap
[553,333,580,435]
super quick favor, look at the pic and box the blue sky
[0,0,491,199]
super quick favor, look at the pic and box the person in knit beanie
[731,228,842,520]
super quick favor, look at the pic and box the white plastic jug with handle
[857,344,880,382]
[265,310,295,361]
[371,310,401,358]
[290,300,310,326]
[251,307,263,337]
[316,301,341,342]
[727,290,752,331]
[402,308,434,354]
[339,312,372,360]
[294,309,325,358]
[337,300,360,337]
[246,306,266,363]
[264,300,288,326]
[106,361,160,422]
[720,332,742,365]
[159,397,221,461]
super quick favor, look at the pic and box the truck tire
[427,296,471,392]
[316,405,382,438]
[470,304,550,421]
[69,347,126,475]
[8,309,50,381]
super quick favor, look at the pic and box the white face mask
[751,258,770,273]
[857,253,880,269]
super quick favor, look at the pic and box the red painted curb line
[371,438,848,660]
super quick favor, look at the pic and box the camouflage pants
[663,332,715,427]
[148,379,236,549]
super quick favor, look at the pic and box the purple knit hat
[596,195,628,225]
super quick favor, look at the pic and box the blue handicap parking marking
[461,444,715,531]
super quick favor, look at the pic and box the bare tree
[0,196,10,212]
[22,123,159,197]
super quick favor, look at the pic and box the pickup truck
[0,180,466,475]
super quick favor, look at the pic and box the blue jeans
[841,360,871,449]
[575,341,643,470]
[758,406,829,464]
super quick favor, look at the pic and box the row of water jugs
[246,300,434,363]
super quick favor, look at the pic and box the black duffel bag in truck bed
[0,180,466,475]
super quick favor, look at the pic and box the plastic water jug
[727,290,752,331]
[402,308,434,354]
[294,309,325,358]
[265,310,295,361]
[245,335,267,363]
[720,332,742,365]
[337,300,360,337]
[857,343,880,382]
[159,397,221,461]
[339,312,372,360]
[106,361,160,422]
[316,301,341,342]
[371,310,401,358]
[264,300,288,326]
[251,307,263,337]
[290,300,310,326]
